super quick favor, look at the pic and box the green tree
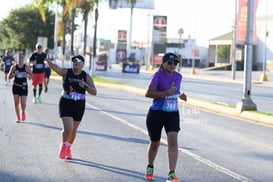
[217,45,230,61]
[35,0,98,56]
[65,0,97,56]
[0,6,55,51]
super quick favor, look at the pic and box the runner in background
[29,43,47,103]
[2,49,15,85]
[8,52,32,122]
[43,48,54,93]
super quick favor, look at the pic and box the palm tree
[65,0,99,56]
[34,0,71,56]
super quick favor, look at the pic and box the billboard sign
[109,0,154,9]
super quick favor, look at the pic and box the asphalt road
[1,75,273,182]
[93,65,273,114]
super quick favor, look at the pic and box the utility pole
[54,0,58,59]
[178,28,184,72]
[91,7,98,76]
[236,0,257,112]
[128,7,133,51]
[231,0,237,80]
[260,0,269,82]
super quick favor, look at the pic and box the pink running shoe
[15,117,21,123]
[22,112,26,121]
[58,143,67,159]
[65,146,72,159]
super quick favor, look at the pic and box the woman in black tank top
[46,55,97,159]
[8,52,32,123]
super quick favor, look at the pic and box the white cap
[35,43,42,49]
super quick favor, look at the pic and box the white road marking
[86,103,251,182]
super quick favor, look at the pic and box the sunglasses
[72,58,83,63]
[167,61,178,66]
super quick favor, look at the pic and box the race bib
[68,92,85,101]
[35,64,43,69]
[162,95,178,112]
[16,72,26,78]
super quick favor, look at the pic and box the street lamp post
[236,0,257,112]
[260,31,269,81]
[91,7,99,76]
[54,0,58,58]
[231,0,237,80]
[178,28,184,72]
[260,0,269,82]
[191,41,196,75]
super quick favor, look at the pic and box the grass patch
[211,101,234,108]
[212,101,273,116]
[93,76,122,84]
[249,110,273,116]
[51,70,59,76]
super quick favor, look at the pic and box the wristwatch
[84,83,88,90]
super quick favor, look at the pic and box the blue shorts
[146,109,180,141]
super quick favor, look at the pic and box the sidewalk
[180,67,273,87]
[141,66,273,87]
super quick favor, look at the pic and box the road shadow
[96,93,149,103]
[85,107,146,117]
[23,121,150,145]
[65,158,166,181]
[78,130,150,145]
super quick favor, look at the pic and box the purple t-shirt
[148,69,182,112]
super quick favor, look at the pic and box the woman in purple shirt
[145,53,187,182]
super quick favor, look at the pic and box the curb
[95,82,273,126]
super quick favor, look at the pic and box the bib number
[162,95,178,112]
[69,92,85,101]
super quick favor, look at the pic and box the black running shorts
[59,97,85,121]
[146,109,180,141]
[12,84,28,96]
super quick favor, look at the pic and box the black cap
[72,55,85,63]
[162,53,179,63]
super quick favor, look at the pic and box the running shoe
[166,171,180,182]
[65,146,72,159]
[22,112,26,121]
[58,143,67,159]
[33,97,37,103]
[37,96,42,103]
[15,116,21,123]
[145,166,154,181]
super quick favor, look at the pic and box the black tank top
[63,69,86,95]
[14,64,27,85]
